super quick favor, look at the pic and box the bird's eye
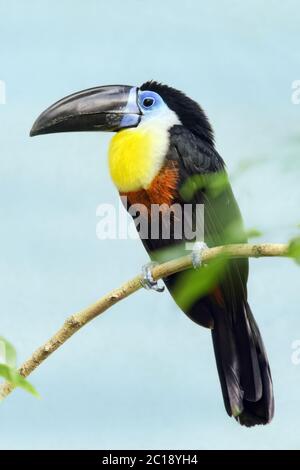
[142,97,155,108]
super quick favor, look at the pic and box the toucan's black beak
[30,85,141,137]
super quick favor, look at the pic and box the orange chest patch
[120,162,179,212]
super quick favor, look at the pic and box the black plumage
[133,82,274,426]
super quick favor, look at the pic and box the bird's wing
[168,124,249,299]
[136,124,249,323]
[135,125,273,425]
[165,126,273,424]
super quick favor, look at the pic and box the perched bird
[31,81,274,426]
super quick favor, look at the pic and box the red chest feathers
[120,161,179,211]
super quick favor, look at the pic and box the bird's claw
[141,262,165,293]
[191,241,208,269]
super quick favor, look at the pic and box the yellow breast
[108,124,168,192]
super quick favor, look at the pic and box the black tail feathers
[211,301,274,427]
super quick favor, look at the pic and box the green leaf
[0,336,17,368]
[180,171,230,201]
[179,174,206,201]
[205,172,230,198]
[288,237,300,265]
[220,219,246,244]
[0,364,40,398]
[173,257,228,311]
[234,155,269,175]
[245,228,263,239]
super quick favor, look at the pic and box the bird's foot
[140,262,165,293]
[191,241,208,269]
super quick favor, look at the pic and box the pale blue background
[0,0,300,450]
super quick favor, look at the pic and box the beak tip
[30,120,40,137]
[30,122,45,137]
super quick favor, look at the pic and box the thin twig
[0,243,289,401]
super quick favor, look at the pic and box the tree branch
[0,243,289,401]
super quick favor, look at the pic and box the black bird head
[140,81,214,145]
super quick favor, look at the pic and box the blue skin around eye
[120,91,165,128]
[138,90,163,111]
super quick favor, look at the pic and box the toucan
[30,81,274,427]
